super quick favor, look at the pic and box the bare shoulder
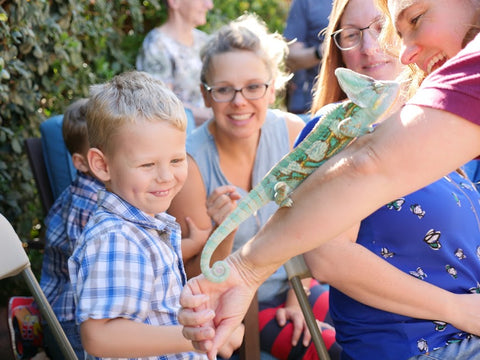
[284,111,307,148]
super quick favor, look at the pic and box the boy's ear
[87,148,111,182]
[71,153,89,173]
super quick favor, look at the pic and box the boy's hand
[179,253,260,360]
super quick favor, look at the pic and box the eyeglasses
[331,18,384,51]
[202,82,270,103]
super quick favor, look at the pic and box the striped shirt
[69,189,206,360]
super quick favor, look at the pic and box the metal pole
[22,266,78,360]
[290,275,330,360]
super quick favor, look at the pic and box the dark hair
[62,98,89,155]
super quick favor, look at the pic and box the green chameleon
[201,67,400,283]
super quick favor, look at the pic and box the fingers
[206,186,241,224]
[289,312,306,346]
[182,324,215,343]
[275,308,287,327]
[178,307,215,328]
[217,324,245,359]
[276,307,308,347]
[210,319,242,360]
[301,321,311,347]
[179,286,209,309]
[206,185,237,207]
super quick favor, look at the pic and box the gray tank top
[187,109,292,304]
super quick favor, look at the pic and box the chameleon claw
[274,182,292,207]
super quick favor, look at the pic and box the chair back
[39,115,76,200]
[25,137,54,216]
[0,213,30,280]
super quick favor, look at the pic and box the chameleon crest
[201,67,400,282]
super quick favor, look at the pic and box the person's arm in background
[305,225,480,323]
[180,215,212,264]
[283,0,327,72]
[286,40,322,73]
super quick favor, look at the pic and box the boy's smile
[100,120,187,216]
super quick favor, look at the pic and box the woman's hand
[205,185,241,226]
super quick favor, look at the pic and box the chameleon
[201,67,400,283]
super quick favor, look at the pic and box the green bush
[0,0,290,303]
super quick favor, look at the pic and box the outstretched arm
[243,105,480,275]
[81,318,196,358]
[179,105,480,356]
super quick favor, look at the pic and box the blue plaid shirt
[69,189,206,360]
[40,172,103,322]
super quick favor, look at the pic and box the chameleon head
[335,67,400,114]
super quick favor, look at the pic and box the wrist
[232,249,278,287]
[314,45,322,60]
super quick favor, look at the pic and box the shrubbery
[0,0,289,303]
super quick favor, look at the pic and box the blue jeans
[43,320,84,360]
[408,336,480,360]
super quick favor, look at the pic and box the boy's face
[97,120,187,216]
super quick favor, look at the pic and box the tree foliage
[0,0,290,302]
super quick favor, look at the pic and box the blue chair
[39,115,76,201]
[25,115,76,217]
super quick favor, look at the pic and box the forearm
[81,318,196,357]
[286,43,321,72]
[307,239,457,322]
[182,238,203,263]
[239,106,480,280]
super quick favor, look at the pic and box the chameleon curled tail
[200,186,272,283]
[201,67,400,283]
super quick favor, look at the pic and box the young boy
[39,97,104,359]
[68,71,241,359]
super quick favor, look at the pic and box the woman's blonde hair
[86,70,186,154]
[200,13,291,91]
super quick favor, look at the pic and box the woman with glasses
[291,0,480,358]
[168,13,340,360]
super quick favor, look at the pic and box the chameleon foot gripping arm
[201,67,400,283]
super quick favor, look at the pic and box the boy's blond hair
[62,98,90,155]
[86,71,186,153]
